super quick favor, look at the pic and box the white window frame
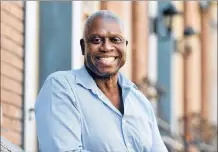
[71,1,83,69]
[23,1,39,152]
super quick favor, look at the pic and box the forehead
[86,17,124,37]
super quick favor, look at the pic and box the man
[35,10,168,152]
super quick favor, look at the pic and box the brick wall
[0,1,24,147]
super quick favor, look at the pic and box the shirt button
[123,120,126,124]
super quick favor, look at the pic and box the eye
[90,37,102,44]
[110,37,123,44]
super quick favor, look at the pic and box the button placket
[122,116,134,152]
[122,117,131,151]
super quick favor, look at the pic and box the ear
[126,40,128,46]
[80,39,85,55]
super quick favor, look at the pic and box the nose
[100,39,114,52]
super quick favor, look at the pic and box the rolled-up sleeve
[150,104,168,152]
[35,74,89,152]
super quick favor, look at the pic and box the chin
[94,68,120,79]
[98,67,120,75]
[98,73,116,79]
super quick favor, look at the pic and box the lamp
[158,3,182,39]
[175,26,198,54]
[137,77,166,101]
[184,26,198,37]
[199,1,212,10]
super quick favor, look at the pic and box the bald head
[83,10,124,41]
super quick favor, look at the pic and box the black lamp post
[136,77,166,101]
[175,26,199,54]
[199,1,212,10]
[158,3,182,39]
[174,26,199,150]
[184,26,198,37]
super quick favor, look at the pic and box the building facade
[1,1,24,147]
[0,1,217,152]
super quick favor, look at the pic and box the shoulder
[46,70,75,83]
[130,87,155,120]
[42,69,80,89]
[35,70,79,112]
[118,73,154,118]
[119,74,151,109]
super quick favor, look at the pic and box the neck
[95,75,119,93]
[85,66,123,114]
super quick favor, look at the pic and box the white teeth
[98,57,115,64]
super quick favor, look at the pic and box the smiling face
[81,17,128,78]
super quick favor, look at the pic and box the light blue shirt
[35,66,168,152]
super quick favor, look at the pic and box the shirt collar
[74,65,137,91]
[74,65,98,91]
[118,72,138,90]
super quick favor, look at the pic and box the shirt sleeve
[35,74,90,152]
[150,104,169,152]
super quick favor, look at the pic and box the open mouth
[96,56,118,65]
